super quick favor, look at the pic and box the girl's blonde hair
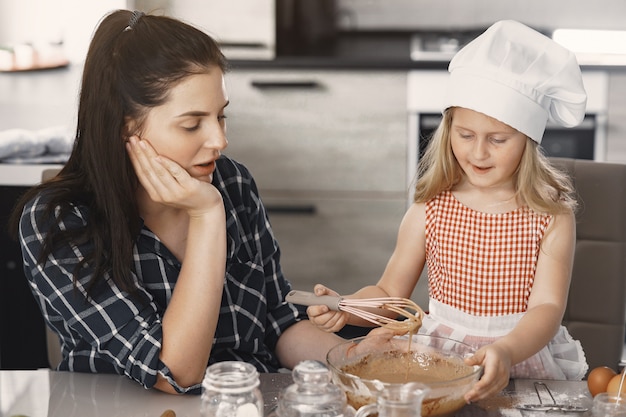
[413,108,577,215]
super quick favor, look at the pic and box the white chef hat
[443,20,587,143]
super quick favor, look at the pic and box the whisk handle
[285,290,342,311]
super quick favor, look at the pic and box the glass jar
[592,393,626,416]
[276,360,347,417]
[354,382,429,417]
[201,361,264,417]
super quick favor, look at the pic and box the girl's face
[450,107,527,190]
[136,67,229,183]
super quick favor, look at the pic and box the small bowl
[326,334,482,417]
[592,393,626,416]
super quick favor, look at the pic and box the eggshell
[588,366,618,396]
[607,372,626,396]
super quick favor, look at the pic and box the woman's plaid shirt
[18,156,305,393]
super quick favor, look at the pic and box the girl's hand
[306,284,349,333]
[126,135,223,216]
[463,344,511,402]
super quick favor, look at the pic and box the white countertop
[0,370,293,417]
[0,369,594,417]
[1,370,202,417]
[0,163,63,186]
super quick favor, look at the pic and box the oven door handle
[250,80,322,89]
[265,204,317,215]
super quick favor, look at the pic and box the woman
[9,9,343,394]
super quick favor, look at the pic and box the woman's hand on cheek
[126,136,223,215]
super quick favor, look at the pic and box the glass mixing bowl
[326,333,483,417]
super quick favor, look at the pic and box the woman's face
[135,67,229,183]
[450,107,527,190]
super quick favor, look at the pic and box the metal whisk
[285,290,424,333]
[516,381,588,413]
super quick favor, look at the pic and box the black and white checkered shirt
[18,156,305,393]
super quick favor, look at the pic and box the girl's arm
[465,210,576,401]
[307,203,427,330]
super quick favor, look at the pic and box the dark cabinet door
[0,186,49,369]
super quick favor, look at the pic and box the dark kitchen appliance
[416,113,598,161]
[276,0,337,53]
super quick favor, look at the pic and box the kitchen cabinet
[1,183,49,369]
[224,69,408,194]
[262,197,405,295]
[223,68,408,294]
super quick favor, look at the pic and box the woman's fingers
[126,136,159,197]
[127,136,189,200]
[153,155,190,189]
[126,135,223,216]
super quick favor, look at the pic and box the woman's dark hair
[9,10,228,296]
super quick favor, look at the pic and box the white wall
[337,0,626,31]
[0,0,126,63]
[168,0,274,45]
[0,1,61,45]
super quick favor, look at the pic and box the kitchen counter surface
[265,31,438,70]
[0,369,595,417]
[232,30,626,71]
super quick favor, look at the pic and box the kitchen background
[1,0,626,368]
[144,0,626,302]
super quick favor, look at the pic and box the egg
[588,366,618,396]
[607,372,626,396]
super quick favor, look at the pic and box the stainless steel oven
[406,70,609,202]
[416,113,598,161]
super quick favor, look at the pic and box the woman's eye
[218,114,228,122]
[183,124,200,132]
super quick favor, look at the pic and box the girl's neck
[451,179,519,213]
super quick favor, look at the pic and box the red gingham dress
[420,190,587,380]
[425,190,551,316]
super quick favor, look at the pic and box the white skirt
[418,299,588,380]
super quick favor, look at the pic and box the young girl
[307,20,588,401]
[9,9,344,394]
